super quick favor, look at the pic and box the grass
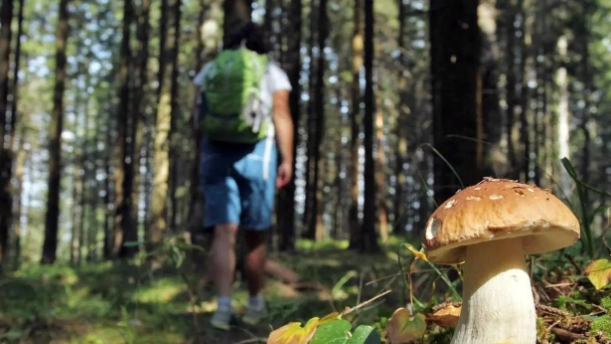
[0,238,411,344]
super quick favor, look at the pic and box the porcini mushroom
[423,177,580,344]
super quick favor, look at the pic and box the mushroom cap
[423,177,580,264]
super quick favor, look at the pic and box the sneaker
[210,307,232,330]
[242,303,267,326]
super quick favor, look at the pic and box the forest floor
[0,237,610,344]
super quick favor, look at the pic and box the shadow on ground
[0,238,409,344]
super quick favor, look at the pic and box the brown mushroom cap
[423,177,581,264]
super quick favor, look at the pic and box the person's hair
[225,22,270,55]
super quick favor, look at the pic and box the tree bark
[361,0,379,253]
[430,0,482,205]
[42,0,70,265]
[148,0,181,264]
[112,0,136,259]
[277,0,302,251]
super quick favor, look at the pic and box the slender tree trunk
[555,35,571,195]
[307,0,328,241]
[348,0,362,249]
[360,0,378,253]
[0,0,15,267]
[303,0,317,235]
[0,0,14,144]
[8,0,25,150]
[10,125,26,269]
[277,0,302,251]
[42,0,70,265]
[375,108,388,242]
[132,0,151,243]
[112,0,136,259]
[148,0,181,264]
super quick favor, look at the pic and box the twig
[342,289,392,316]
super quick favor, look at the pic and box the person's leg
[210,223,239,298]
[234,138,278,324]
[244,229,267,297]
[199,142,242,330]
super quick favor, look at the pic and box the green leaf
[584,258,611,290]
[309,319,380,344]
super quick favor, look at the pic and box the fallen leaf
[386,308,427,344]
[426,303,461,328]
[584,258,611,290]
[267,317,319,344]
[404,244,429,262]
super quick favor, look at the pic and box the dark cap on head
[225,21,270,55]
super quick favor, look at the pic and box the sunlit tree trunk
[555,35,571,196]
[41,0,70,265]
[375,108,388,242]
[148,0,181,264]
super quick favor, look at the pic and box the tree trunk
[555,35,571,196]
[430,0,482,205]
[348,0,362,249]
[41,0,70,265]
[303,0,317,236]
[306,0,328,241]
[148,0,181,264]
[7,0,25,269]
[360,0,378,253]
[0,0,15,267]
[112,0,136,259]
[132,0,151,246]
[375,108,388,242]
[0,0,14,144]
[277,0,302,251]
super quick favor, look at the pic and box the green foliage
[590,296,611,337]
[309,319,379,344]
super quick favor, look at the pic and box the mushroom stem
[451,238,537,344]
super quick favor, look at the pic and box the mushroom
[423,177,580,344]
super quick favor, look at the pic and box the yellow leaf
[426,303,461,328]
[267,317,319,344]
[584,258,611,290]
[319,311,341,325]
[386,308,427,344]
[404,244,429,262]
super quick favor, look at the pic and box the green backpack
[199,48,271,143]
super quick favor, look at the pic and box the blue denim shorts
[199,137,278,231]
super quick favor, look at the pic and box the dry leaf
[386,308,427,344]
[426,303,461,328]
[267,317,319,344]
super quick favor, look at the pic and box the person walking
[191,21,294,330]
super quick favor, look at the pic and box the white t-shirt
[193,57,292,137]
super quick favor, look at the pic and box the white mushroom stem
[451,238,537,344]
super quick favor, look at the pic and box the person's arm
[191,86,201,144]
[272,89,294,165]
